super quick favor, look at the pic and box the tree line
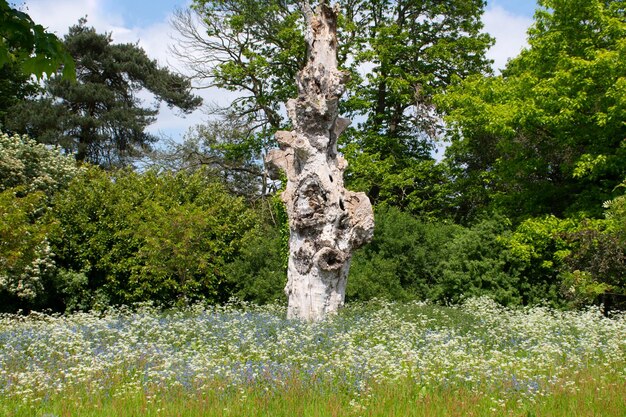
[0,0,624,313]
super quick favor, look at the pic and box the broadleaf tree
[438,0,626,221]
[172,0,493,211]
[0,0,75,79]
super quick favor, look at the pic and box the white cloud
[24,0,121,36]
[483,5,533,73]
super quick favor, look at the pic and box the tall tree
[7,20,202,167]
[0,62,39,130]
[172,0,493,213]
[438,0,626,221]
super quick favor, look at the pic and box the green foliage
[505,215,578,305]
[0,0,75,80]
[348,206,462,302]
[560,270,613,307]
[507,216,575,273]
[0,61,40,130]
[604,179,626,233]
[0,131,80,194]
[189,0,305,127]
[179,0,493,213]
[350,209,582,307]
[148,121,268,197]
[559,184,626,306]
[0,188,55,308]
[6,19,201,167]
[49,167,259,309]
[560,228,625,306]
[220,192,289,305]
[222,220,287,305]
[433,214,524,305]
[344,148,455,218]
[0,131,80,311]
[341,0,493,145]
[438,0,626,220]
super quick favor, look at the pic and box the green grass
[4,366,624,417]
[1,298,624,417]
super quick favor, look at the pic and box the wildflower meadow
[1,297,625,417]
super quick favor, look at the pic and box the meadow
[1,297,624,417]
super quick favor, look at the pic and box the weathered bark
[266,1,374,321]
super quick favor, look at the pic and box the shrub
[0,188,56,310]
[348,206,461,301]
[433,214,526,305]
[504,215,583,306]
[0,131,80,311]
[0,131,79,194]
[560,184,626,308]
[222,220,287,305]
[49,167,259,310]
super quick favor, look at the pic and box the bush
[49,167,260,310]
[433,214,524,305]
[347,206,461,301]
[0,188,56,311]
[0,131,79,194]
[349,208,575,307]
[560,184,626,308]
[504,215,579,306]
[0,131,81,311]
[222,221,287,305]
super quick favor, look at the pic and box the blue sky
[107,0,188,27]
[106,0,538,28]
[104,0,538,28]
[489,0,537,17]
[23,0,538,141]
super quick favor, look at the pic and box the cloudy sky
[21,0,537,141]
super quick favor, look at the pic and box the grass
[1,297,624,416]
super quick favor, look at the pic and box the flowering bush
[0,189,55,303]
[0,131,79,308]
[0,131,79,194]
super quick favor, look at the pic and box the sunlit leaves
[183,0,493,213]
[0,189,55,302]
[49,168,259,309]
[439,0,626,219]
[0,0,75,80]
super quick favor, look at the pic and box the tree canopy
[172,0,493,213]
[0,0,74,79]
[6,20,202,167]
[438,0,626,220]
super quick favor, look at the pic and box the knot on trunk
[315,247,346,271]
[293,175,327,228]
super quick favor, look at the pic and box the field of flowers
[1,297,625,417]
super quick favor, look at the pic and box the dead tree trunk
[266,1,374,321]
